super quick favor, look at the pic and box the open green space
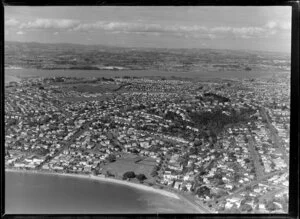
[101,155,156,180]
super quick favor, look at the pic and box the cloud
[19,18,80,30]
[74,22,170,33]
[72,21,280,39]
[232,27,266,37]
[208,34,216,39]
[7,17,290,40]
[278,21,291,30]
[5,18,20,27]
[16,31,24,35]
[266,21,277,29]
[209,25,278,39]
[266,20,291,30]
[73,21,208,35]
[211,27,232,32]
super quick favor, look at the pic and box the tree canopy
[136,174,147,182]
[123,171,136,180]
[106,154,116,162]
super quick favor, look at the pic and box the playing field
[101,154,156,180]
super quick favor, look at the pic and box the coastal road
[178,193,213,213]
[153,182,213,213]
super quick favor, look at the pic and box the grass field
[101,154,156,180]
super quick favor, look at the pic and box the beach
[6,169,205,213]
[5,169,179,199]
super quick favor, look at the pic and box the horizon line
[5,40,290,55]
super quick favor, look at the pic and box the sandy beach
[5,169,179,200]
[6,168,210,213]
[6,168,208,213]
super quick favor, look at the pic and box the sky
[5,6,291,53]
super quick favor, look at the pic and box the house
[174,181,182,190]
[185,182,192,191]
[140,142,150,148]
[225,184,233,190]
[228,196,243,208]
[225,202,233,209]
[53,166,64,170]
[42,165,50,170]
[84,166,92,172]
[259,203,266,210]
[183,175,190,181]
[14,163,25,168]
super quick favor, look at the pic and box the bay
[5,171,199,214]
[5,68,276,82]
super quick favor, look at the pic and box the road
[152,182,213,213]
[258,186,288,202]
[260,108,289,165]
[213,169,286,204]
[246,130,265,180]
[179,193,213,213]
[36,121,92,170]
[36,98,97,170]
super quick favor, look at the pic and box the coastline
[5,168,180,200]
[6,168,209,213]
[5,75,21,84]
[6,168,210,213]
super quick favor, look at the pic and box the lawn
[101,154,156,180]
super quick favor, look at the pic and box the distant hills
[5,41,290,72]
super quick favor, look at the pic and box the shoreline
[6,168,209,213]
[4,68,278,82]
[5,75,21,84]
[5,168,180,200]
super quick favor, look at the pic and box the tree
[244,158,251,163]
[5,149,10,157]
[181,185,188,192]
[245,186,252,192]
[265,201,277,211]
[151,170,158,177]
[106,171,115,177]
[123,171,136,180]
[270,162,276,169]
[92,169,98,175]
[196,186,210,197]
[106,154,116,162]
[189,147,198,155]
[227,207,240,213]
[136,174,147,182]
[267,139,272,144]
